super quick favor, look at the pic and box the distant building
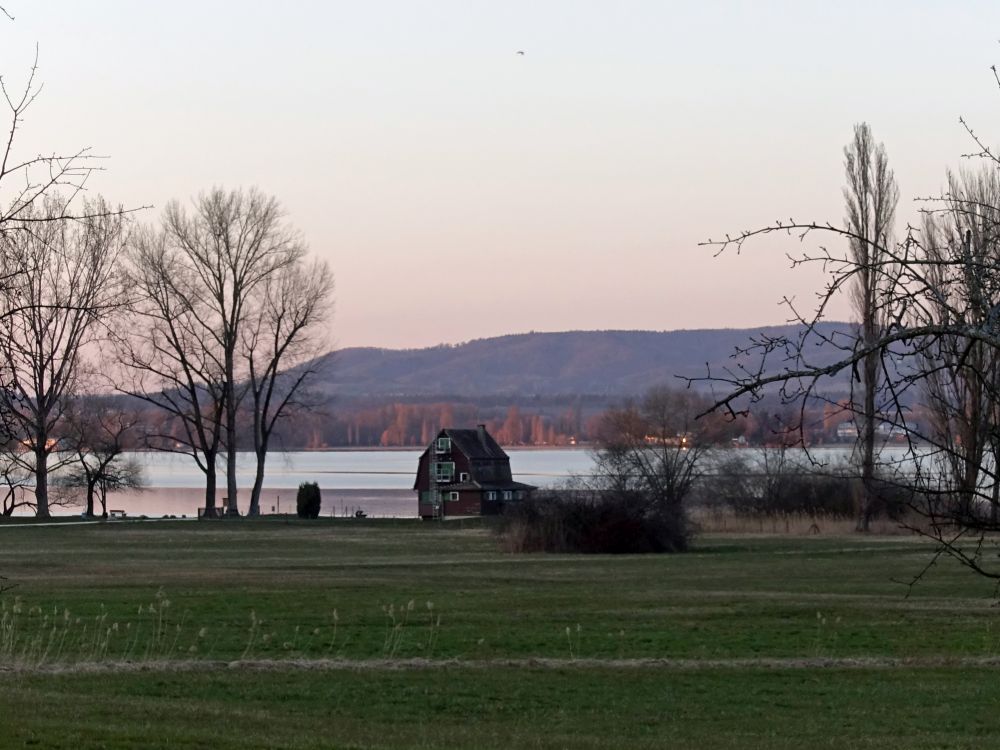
[414,425,536,519]
[836,422,859,441]
[836,420,914,442]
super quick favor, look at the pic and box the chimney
[477,424,487,447]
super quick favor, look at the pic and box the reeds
[1,590,445,668]
[381,599,441,658]
[0,589,212,668]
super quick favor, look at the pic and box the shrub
[496,489,690,554]
[697,450,910,520]
[296,482,321,519]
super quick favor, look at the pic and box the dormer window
[460,472,469,482]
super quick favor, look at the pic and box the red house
[415,425,536,518]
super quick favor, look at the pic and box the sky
[2,1,1000,348]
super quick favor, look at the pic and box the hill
[311,322,855,400]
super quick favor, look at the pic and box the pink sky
[3,2,1000,347]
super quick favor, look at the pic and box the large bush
[497,489,690,554]
[296,482,322,519]
[698,450,909,520]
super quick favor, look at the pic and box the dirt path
[5,655,1000,675]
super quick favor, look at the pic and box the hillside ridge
[311,322,854,399]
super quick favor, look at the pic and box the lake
[31,444,917,519]
[47,449,599,519]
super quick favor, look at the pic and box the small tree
[500,385,728,554]
[63,407,145,518]
[296,482,321,519]
[0,453,33,517]
[590,386,724,551]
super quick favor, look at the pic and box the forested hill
[311,323,855,400]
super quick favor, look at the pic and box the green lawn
[1,519,999,748]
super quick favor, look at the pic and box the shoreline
[12,487,417,520]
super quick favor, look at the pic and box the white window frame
[459,472,469,482]
[503,490,513,501]
[484,491,497,501]
[435,437,451,453]
[432,461,455,482]
[448,491,460,502]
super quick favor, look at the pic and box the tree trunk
[856,276,879,532]
[35,448,50,519]
[857,345,878,532]
[204,461,218,518]
[225,353,239,516]
[248,404,268,517]
[991,452,999,527]
[225,442,238,516]
[248,448,267,517]
[85,479,96,518]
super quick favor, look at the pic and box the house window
[484,491,497,501]
[503,491,513,501]
[432,462,455,482]
[459,472,469,482]
[514,491,523,501]
[436,437,451,453]
[448,491,459,502]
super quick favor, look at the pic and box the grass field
[2,518,1000,748]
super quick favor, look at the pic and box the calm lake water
[131,448,596,490]
[42,449,598,519]
[27,445,916,519]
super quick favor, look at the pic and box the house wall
[419,490,481,518]
[415,435,475,490]
[446,490,481,516]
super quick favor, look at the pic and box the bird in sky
[516,50,525,56]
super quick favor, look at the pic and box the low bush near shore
[496,490,690,554]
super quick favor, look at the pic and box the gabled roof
[441,428,508,461]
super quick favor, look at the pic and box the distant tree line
[63,389,933,453]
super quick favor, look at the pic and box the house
[414,425,536,518]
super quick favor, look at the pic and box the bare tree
[0,451,32,516]
[844,123,899,531]
[63,405,144,518]
[242,258,333,516]
[1,7,136,238]
[695,64,1000,580]
[1,56,104,233]
[591,386,725,551]
[918,169,1000,522]
[122,188,311,516]
[0,196,128,517]
[120,226,228,517]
